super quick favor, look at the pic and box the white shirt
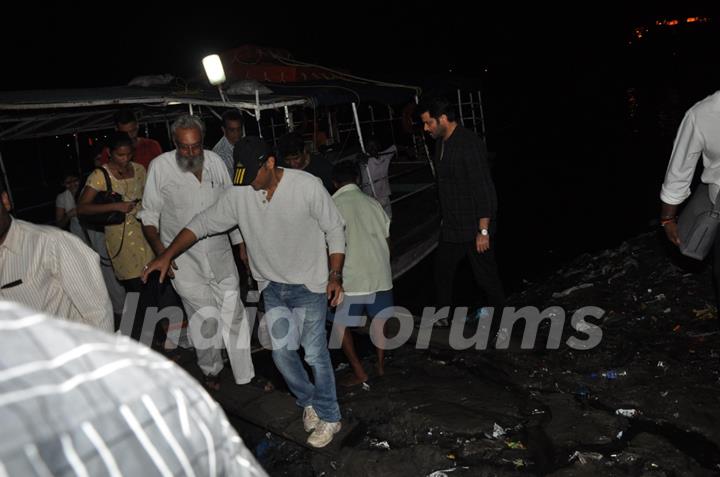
[138,150,242,285]
[360,144,396,201]
[212,135,237,179]
[661,90,720,205]
[0,219,113,331]
[0,300,267,477]
[187,169,346,293]
[332,184,392,295]
[55,189,84,239]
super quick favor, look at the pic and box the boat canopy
[0,78,419,141]
[0,85,307,141]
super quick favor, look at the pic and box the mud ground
[206,231,720,476]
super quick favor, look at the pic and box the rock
[621,432,716,477]
[329,445,453,477]
[229,232,720,475]
[540,394,628,448]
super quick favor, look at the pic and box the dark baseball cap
[232,136,273,186]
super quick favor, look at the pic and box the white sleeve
[137,160,163,228]
[660,110,705,205]
[55,192,68,210]
[216,160,243,245]
[52,233,113,332]
[310,179,345,255]
[186,188,240,240]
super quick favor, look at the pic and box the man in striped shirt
[0,300,267,477]
[212,110,245,179]
[0,179,113,332]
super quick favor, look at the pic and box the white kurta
[661,90,720,205]
[138,150,254,384]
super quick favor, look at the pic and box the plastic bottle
[590,369,627,380]
[601,370,627,379]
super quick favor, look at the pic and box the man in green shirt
[329,161,393,386]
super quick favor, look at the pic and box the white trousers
[173,275,255,384]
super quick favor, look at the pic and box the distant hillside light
[203,54,226,86]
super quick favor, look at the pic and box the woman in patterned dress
[78,132,155,292]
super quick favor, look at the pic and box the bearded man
[138,114,254,390]
[418,98,505,333]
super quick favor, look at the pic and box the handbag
[78,167,125,227]
[676,183,720,260]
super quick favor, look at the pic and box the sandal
[250,376,275,392]
[203,374,221,392]
[339,372,369,388]
[159,347,183,363]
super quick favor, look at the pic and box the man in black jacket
[419,98,505,328]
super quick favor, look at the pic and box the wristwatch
[478,228,489,236]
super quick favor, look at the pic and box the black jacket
[434,126,498,242]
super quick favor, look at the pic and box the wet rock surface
[234,232,720,476]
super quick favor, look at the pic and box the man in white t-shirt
[143,138,346,448]
[55,174,84,238]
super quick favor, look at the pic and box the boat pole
[0,151,14,206]
[352,102,378,199]
[255,89,263,138]
[414,95,435,178]
[73,133,81,175]
[328,111,335,143]
[351,102,366,153]
[456,89,465,126]
[284,106,294,132]
[270,116,277,146]
[477,90,487,141]
[388,105,396,145]
[468,92,478,134]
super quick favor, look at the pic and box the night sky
[1,5,705,90]
[2,4,718,288]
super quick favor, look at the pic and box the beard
[431,123,446,140]
[176,150,205,173]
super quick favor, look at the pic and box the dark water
[3,20,719,313]
[395,22,720,312]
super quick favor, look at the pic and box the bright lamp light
[202,54,226,86]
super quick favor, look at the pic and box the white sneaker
[307,420,342,448]
[303,406,319,432]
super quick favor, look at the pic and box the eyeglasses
[176,142,203,154]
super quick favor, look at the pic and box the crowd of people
[3,87,718,470]
[1,106,422,451]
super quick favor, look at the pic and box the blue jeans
[262,282,340,423]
